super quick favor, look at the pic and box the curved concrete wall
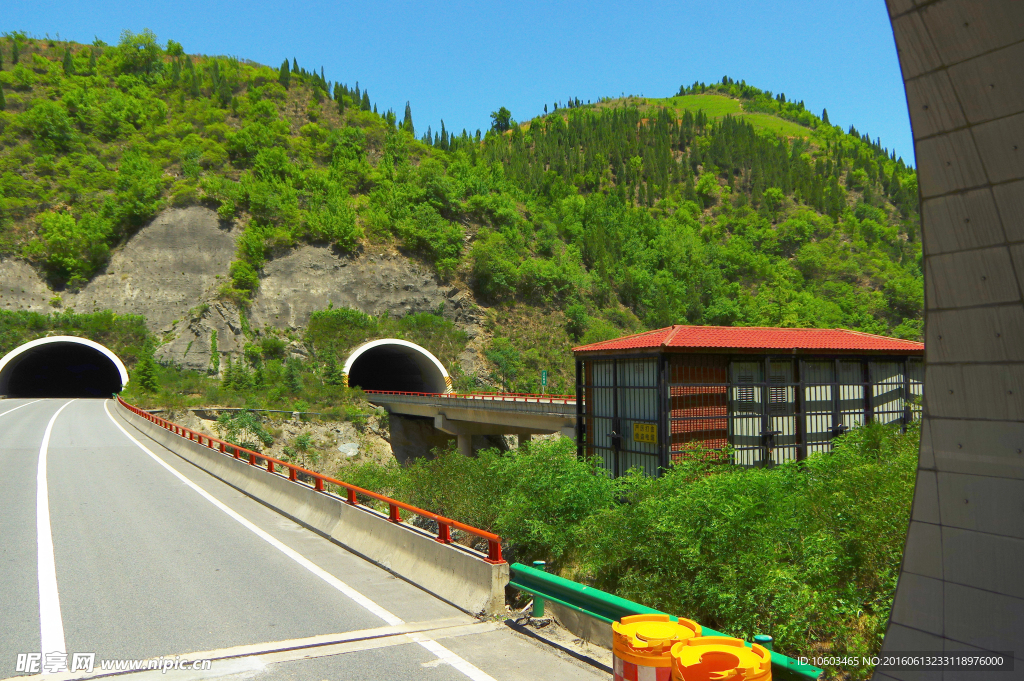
[0,336,129,396]
[344,339,453,394]
[882,1,1024,675]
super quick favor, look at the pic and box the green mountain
[0,31,922,391]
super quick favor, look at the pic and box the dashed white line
[103,400,498,681]
[38,399,75,657]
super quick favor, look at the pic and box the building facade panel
[574,326,924,477]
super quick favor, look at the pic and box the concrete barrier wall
[115,400,509,615]
[546,601,614,650]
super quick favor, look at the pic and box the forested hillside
[0,31,922,391]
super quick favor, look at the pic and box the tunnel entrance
[344,339,451,394]
[0,337,129,398]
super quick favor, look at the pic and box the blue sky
[5,0,915,163]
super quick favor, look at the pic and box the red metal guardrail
[116,397,505,564]
[362,389,576,405]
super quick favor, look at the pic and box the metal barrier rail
[509,562,822,681]
[116,396,505,564]
[363,389,576,405]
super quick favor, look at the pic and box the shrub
[22,100,75,151]
[115,29,163,77]
[23,211,111,287]
[216,410,273,451]
[229,260,259,294]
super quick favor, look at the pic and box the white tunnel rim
[0,335,130,390]
[343,338,451,394]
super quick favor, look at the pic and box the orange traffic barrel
[670,636,772,681]
[613,614,702,681]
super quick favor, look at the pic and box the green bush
[22,100,76,152]
[216,410,273,451]
[338,437,612,562]
[338,422,917,679]
[229,260,259,294]
[23,211,111,287]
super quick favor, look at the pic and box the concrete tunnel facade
[881,0,1024,668]
[0,336,129,398]
[343,339,452,394]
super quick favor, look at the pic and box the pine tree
[324,355,344,386]
[209,330,220,375]
[0,86,5,112]
[63,48,75,75]
[402,101,414,135]
[133,355,159,393]
[291,58,299,73]
[11,40,19,64]
[0,45,5,71]
[821,108,830,125]
[277,59,290,89]
[88,48,96,73]
[223,355,235,389]
[285,360,301,393]
[360,90,370,111]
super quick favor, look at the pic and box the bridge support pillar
[517,433,531,449]
[457,433,472,457]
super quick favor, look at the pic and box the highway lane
[51,399,394,659]
[0,399,50,668]
[1,398,607,680]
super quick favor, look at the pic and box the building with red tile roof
[572,325,923,477]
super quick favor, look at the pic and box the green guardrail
[509,562,823,681]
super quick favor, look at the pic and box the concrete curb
[115,400,509,615]
[546,602,614,650]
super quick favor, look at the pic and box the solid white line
[102,401,498,681]
[38,399,75,656]
[0,398,43,419]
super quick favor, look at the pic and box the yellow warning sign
[633,423,657,444]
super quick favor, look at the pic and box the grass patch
[648,94,812,138]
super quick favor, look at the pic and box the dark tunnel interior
[347,346,439,393]
[3,344,124,398]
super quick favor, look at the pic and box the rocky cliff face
[0,258,53,313]
[69,206,238,330]
[249,246,451,331]
[4,206,487,376]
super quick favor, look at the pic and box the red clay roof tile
[573,325,924,353]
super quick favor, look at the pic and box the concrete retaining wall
[116,400,509,615]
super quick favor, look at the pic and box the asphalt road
[0,398,606,681]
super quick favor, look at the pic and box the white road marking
[103,401,498,681]
[38,399,75,657]
[0,398,43,419]
[0,620,500,681]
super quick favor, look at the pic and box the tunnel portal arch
[343,339,452,394]
[0,336,129,398]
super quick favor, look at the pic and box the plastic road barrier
[670,636,772,681]
[613,614,702,681]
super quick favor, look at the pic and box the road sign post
[541,370,547,394]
